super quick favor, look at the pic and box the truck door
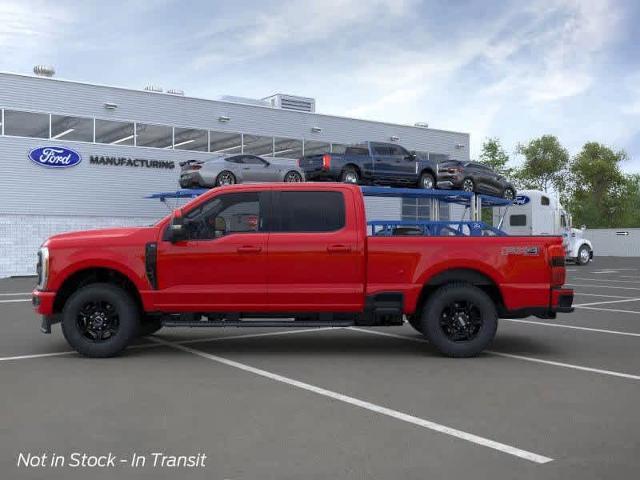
[387,144,416,183]
[239,155,271,182]
[371,143,394,181]
[266,189,365,311]
[154,191,269,310]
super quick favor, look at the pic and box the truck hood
[44,226,157,248]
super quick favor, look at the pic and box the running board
[161,320,355,328]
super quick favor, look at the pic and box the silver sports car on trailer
[179,154,305,188]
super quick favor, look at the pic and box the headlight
[36,247,49,290]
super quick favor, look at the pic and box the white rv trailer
[493,189,594,265]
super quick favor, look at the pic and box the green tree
[567,142,639,228]
[478,137,512,176]
[514,135,569,194]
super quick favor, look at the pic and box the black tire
[215,171,236,186]
[407,315,423,333]
[61,283,140,358]
[138,317,162,336]
[419,172,436,190]
[420,283,497,357]
[576,244,591,266]
[462,178,475,193]
[340,166,360,184]
[284,170,303,182]
[503,187,515,200]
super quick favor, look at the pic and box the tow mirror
[169,213,187,243]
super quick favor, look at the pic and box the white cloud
[0,1,70,51]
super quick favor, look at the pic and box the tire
[407,315,423,333]
[138,317,162,336]
[284,171,303,182]
[419,172,435,190]
[576,244,591,266]
[340,166,360,184]
[462,178,475,193]
[420,283,497,358]
[503,187,515,200]
[61,283,140,358]
[215,171,236,186]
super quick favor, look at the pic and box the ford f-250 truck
[299,141,439,189]
[32,183,574,358]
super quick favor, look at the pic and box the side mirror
[168,214,187,243]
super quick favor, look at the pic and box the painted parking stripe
[573,292,636,299]
[501,319,640,338]
[150,336,553,464]
[574,297,640,307]
[348,328,640,382]
[574,306,640,315]
[0,327,337,362]
[572,277,640,284]
[0,299,31,304]
[566,283,640,291]
[0,292,33,296]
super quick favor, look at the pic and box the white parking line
[573,292,636,299]
[0,299,31,304]
[574,306,640,315]
[0,327,337,362]
[0,292,32,296]
[150,336,553,464]
[573,277,640,285]
[566,283,640,291]
[501,319,640,338]
[348,328,640,382]
[574,297,640,307]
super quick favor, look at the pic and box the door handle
[327,244,351,253]
[237,245,262,253]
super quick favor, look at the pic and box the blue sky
[2,0,639,171]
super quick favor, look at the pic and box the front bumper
[32,290,59,334]
[436,174,463,190]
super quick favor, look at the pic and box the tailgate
[298,154,325,172]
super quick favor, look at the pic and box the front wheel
[462,178,475,192]
[419,172,436,189]
[215,171,236,186]
[420,283,497,357]
[61,283,140,357]
[284,170,303,182]
[576,244,592,265]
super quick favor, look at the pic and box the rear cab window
[274,191,345,232]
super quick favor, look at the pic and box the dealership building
[0,70,470,277]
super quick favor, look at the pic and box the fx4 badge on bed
[501,246,540,256]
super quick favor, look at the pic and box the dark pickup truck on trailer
[299,141,439,189]
[33,183,574,358]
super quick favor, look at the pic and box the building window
[51,115,94,142]
[273,137,303,159]
[331,143,348,154]
[136,123,173,149]
[3,110,49,138]
[243,134,273,156]
[95,119,135,145]
[303,140,330,156]
[402,198,431,221]
[210,131,242,154]
[173,127,208,151]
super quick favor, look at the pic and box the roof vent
[414,122,429,128]
[33,65,55,77]
[167,89,184,96]
[263,94,316,113]
[144,85,163,93]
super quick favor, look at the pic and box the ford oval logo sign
[514,195,530,205]
[29,146,82,168]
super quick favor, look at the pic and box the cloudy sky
[1,0,639,171]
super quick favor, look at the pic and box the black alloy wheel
[77,300,120,342]
[439,300,482,342]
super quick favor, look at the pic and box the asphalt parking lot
[2,257,640,479]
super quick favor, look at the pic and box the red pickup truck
[33,183,573,358]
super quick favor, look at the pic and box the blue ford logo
[514,195,530,205]
[29,146,82,168]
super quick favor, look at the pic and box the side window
[226,156,244,164]
[243,155,267,165]
[184,192,261,240]
[276,191,345,232]
[560,214,567,227]
[388,145,409,157]
[541,196,550,206]
[372,144,390,155]
[509,214,527,227]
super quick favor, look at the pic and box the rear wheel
[576,244,591,265]
[420,283,497,357]
[340,166,360,184]
[462,178,475,192]
[419,172,435,189]
[284,171,303,182]
[215,171,236,186]
[61,283,139,358]
[503,187,515,200]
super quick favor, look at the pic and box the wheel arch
[53,266,143,315]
